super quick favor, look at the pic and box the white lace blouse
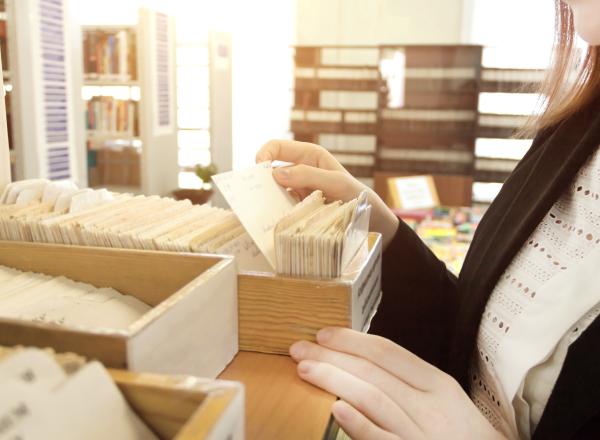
[470,145,600,439]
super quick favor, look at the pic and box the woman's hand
[290,328,505,440]
[256,139,399,248]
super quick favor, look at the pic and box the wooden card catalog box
[0,242,238,378]
[110,369,244,440]
[238,232,382,354]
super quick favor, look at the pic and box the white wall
[464,0,556,69]
[230,0,295,169]
[296,0,466,45]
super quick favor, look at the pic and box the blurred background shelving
[290,43,548,208]
[82,24,142,190]
[0,0,560,209]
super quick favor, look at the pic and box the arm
[258,141,499,438]
[257,139,459,370]
[369,217,459,370]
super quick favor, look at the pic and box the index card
[41,180,78,206]
[212,162,297,269]
[69,189,114,214]
[216,231,272,272]
[0,349,67,390]
[15,188,44,206]
[47,361,158,440]
[1,180,49,205]
[0,355,158,440]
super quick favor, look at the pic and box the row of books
[85,96,139,136]
[83,29,137,80]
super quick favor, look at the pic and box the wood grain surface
[219,351,335,440]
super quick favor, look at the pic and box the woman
[256,1,600,438]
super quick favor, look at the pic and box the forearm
[369,217,459,370]
[366,188,399,250]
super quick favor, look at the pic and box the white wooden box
[111,369,244,440]
[237,232,382,354]
[0,241,238,378]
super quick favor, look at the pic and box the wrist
[366,189,399,249]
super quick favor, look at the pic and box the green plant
[194,163,218,186]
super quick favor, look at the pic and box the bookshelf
[474,67,545,185]
[0,24,9,190]
[0,1,11,180]
[290,44,482,205]
[290,45,549,207]
[377,45,483,191]
[82,24,140,191]
[83,8,177,196]
[291,46,379,186]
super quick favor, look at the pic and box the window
[465,0,556,202]
[175,14,211,189]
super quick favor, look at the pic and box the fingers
[315,328,445,392]
[331,400,402,440]
[256,139,345,171]
[272,165,360,202]
[297,360,422,439]
[290,340,422,414]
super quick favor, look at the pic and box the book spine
[86,97,139,138]
[117,30,128,80]
[128,30,137,80]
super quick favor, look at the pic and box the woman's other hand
[256,139,399,248]
[290,328,505,440]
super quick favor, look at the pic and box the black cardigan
[369,96,600,439]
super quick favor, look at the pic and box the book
[85,96,138,137]
[83,29,137,81]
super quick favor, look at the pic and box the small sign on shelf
[387,175,440,210]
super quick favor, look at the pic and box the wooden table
[219,351,336,440]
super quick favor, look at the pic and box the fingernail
[298,360,312,374]
[273,167,290,179]
[316,328,332,343]
[290,342,304,359]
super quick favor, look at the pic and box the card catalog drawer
[111,369,244,440]
[237,232,382,354]
[0,242,238,378]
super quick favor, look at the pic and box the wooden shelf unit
[0,0,13,181]
[474,66,545,185]
[377,45,482,192]
[82,12,177,196]
[292,46,380,182]
[291,45,547,206]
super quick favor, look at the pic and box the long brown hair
[528,1,600,134]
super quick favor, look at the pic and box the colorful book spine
[83,29,136,80]
[85,96,138,136]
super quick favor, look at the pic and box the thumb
[272,165,358,201]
